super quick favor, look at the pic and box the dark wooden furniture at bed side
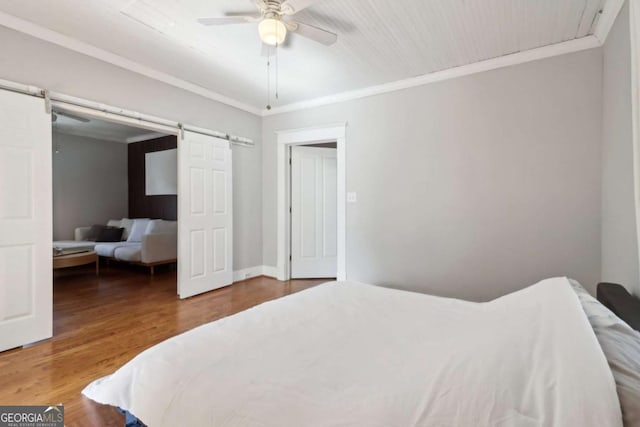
[597,282,640,332]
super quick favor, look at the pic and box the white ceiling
[0,0,610,112]
[53,112,164,143]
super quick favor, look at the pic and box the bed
[83,277,640,426]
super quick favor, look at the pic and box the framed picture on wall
[145,148,177,196]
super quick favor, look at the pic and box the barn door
[178,131,233,299]
[0,89,52,352]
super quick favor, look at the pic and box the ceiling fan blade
[56,111,90,123]
[251,0,267,10]
[290,21,337,45]
[225,11,262,18]
[197,16,258,26]
[281,0,322,15]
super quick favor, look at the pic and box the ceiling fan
[197,0,338,47]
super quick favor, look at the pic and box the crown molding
[263,35,602,116]
[263,0,624,116]
[0,11,263,116]
[1,0,624,120]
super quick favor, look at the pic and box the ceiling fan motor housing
[263,0,284,16]
[197,0,337,46]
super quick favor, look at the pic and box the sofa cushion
[120,218,135,240]
[97,226,124,242]
[53,241,96,252]
[127,219,151,243]
[106,219,122,228]
[74,226,92,242]
[145,219,177,235]
[114,246,142,262]
[95,242,139,258]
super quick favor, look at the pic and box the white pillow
[127,219,151,242]
[120,218,134,240]
[106,219,121,228]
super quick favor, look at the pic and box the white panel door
[291,146,337,278]
[178,131,232,299]
[0,90,52,352]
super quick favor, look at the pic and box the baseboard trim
[232,265,279,283]
[261,265,278,279]
[232,266,264,283]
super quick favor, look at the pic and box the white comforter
[83,278,622,427]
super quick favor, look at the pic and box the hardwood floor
[0,264,325,426]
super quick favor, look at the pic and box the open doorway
[51,109,179,282]
[0,83,240,353]
[50,107,235,300]
[276,124,347,282]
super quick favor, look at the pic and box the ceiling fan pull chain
[266,52,272,110]
[275,42,279,100]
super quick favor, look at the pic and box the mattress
[83,277,622,427]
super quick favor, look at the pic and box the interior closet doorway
[276,124,347,282]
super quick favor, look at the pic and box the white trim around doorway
[275,123,347,281]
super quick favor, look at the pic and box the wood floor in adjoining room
[0,264,325,426]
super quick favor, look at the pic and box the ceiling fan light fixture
[258,18,287,46]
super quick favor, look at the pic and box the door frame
[276,123,347,281]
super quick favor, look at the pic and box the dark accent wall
[128,135,178,220]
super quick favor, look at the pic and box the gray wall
[52,132,128,240]
[601,1,640,296]
[263,49,604,300]
[0,26,263,270]
[1,23,622,294]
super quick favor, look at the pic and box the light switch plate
[347,192,357,203]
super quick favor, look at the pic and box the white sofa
[75,218,177,274]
